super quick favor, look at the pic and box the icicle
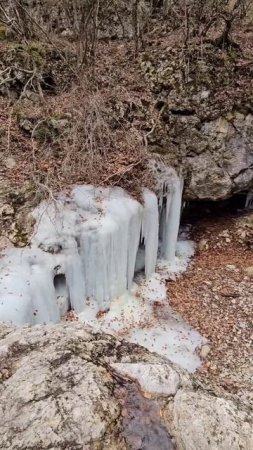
[163,176,184,261]
[142,189,159,278]
[64,247,86,313]
[245,192,253,209]
[148,160,184,262]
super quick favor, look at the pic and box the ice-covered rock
[0,169,205,373]
[0,169,184,327]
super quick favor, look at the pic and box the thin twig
[100,158,145,185]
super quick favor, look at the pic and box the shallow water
[115,382,175,450]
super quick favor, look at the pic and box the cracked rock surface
[184,113,253,200]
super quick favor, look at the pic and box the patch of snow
[157,239,196,277]
[79,262,205,373]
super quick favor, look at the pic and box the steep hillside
[0,0,253,238]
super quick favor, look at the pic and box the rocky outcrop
[148,109,253,201]
[185,112,253,200]
[141,25,253,201]
[0,322,252,449]
[165,389,253,450]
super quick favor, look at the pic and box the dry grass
[0,80,151,204]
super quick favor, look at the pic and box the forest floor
[169,208,253,402]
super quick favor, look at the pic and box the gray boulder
[0,322,252,450]
[185,113,253,200]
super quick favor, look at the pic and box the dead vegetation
[170,212,253,399]
[0,0,253,206]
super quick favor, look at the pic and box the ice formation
[0,165,205,371]
[79,241,204,373]
[0,167,185,326]
[245,192,253,209]
[1,186,142,324]
[0,171,184,323]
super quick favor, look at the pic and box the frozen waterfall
[0,170,184,326]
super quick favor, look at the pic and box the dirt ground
[169,209,253,402]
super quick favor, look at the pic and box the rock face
[0,322,252,450]
[150,110,253,201]
[140,23,253,201]
[185,113,253,200]
[0,325,118,449]
[166,390,253,450]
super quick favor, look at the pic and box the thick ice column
[163,177,184,261]
[76,188,142,311]
[125,201,143,288]
[158,174,184,262]
[0,249,61,325]
[30,262,60,324]
[142,189,159,278]
[105,194,142,304]
[64,248,86,313]
[148,160,184,263]
[79,216,124,311]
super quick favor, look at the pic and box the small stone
[240,230,246,239]
[111,363,180,396]
[61,29,74,37]
[226,264,236,271]
[0,204,14,217]
[200,344,211,358]
[243,266,253,279]
[50,118,69,130]
[198,239,208,251]
[217,117,229,134]
[4,157,16,169]
[19,118,34,132]
[200,90,210,99]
